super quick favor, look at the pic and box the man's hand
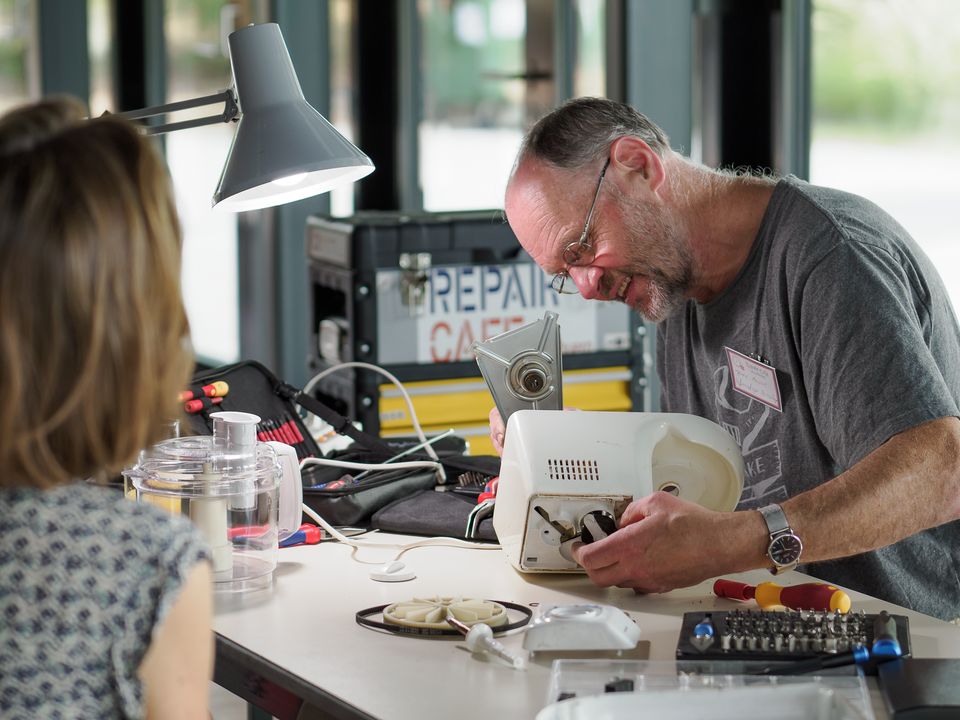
[488,405,582,457]
[488,407,506,456]
[572,492,763,594]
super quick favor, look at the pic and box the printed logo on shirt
[713,364,787,508]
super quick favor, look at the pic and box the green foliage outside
[0,0,26,95]
[0,37,25,88]
[167,0,232,88]
[813,0,960,140]
[421,0,605,125]
[421,0,524,124]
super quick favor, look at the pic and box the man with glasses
[489,97,960,621]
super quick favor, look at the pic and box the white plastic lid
[122,435,281,497]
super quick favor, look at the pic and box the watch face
[769,533,803,565]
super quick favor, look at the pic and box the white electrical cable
[299,363,497,568]
[301,361,441,464]
[299,456,441,475]
[300,502,500,566]
[352,428,455,482]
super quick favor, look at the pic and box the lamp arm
[116,89,239,136]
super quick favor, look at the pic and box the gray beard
[633,271,690,323]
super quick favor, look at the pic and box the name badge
[724,346,782,412]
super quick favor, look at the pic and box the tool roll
[185,360,499,536]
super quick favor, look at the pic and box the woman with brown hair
[0,97,213,719]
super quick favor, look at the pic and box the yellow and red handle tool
[713,578,851,613]
[179,380,230,403]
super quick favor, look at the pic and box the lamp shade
[213,23,374,212]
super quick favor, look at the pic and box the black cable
[276,382,398,457]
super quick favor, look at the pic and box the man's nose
[568,265,604,300]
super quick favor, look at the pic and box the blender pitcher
[124,411,304,593]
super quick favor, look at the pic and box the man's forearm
[575,417,960,593]
[780,416,960,564]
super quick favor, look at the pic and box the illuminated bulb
[271,172,307,187]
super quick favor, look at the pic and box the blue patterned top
[0,483,210,719]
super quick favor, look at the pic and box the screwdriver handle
[756,582,851,613]
[872,610,902,658]
[713,579,756,601]
[714,579,851,613]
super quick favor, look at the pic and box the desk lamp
[118,22,374,211]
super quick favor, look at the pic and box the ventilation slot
[547,458,599,481]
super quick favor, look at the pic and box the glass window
[328,0,357,218]
[417,0,606,212]
[165,0,251,365]
[574,0,605,97]
[0,0,32,114]
[810,0,960,309]
[418,0,528,211]
[88,0,113,114]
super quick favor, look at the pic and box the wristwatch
[758,503,803,575]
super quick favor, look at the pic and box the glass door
[417,0,606,212]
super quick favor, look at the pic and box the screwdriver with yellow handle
[713,578,852,613]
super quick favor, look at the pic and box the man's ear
[609,136,666,194]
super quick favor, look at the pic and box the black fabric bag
[370,489,498,541]
[186,361,499,529]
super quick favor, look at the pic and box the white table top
[213,534,960,719]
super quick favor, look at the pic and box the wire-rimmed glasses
[550,157,610,295]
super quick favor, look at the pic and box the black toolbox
[305,210,646,450]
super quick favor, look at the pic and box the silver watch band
[759,503,800,574]
[759,503,790,535]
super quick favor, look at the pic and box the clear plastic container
[540,659,874,720]
[123,412,289,593]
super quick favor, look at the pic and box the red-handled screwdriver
[179,381,230,402]
[280,523,324,548]
[184,396,223,414]
[713,578,851,613]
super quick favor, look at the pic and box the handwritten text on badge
[724,346,783,413]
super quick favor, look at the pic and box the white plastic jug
[493,410,744,573]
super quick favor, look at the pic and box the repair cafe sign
[421,263,602,363]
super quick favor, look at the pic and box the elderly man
[492,96,960,620]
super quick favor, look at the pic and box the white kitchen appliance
[123,411,303,592]
[492,409,744,573]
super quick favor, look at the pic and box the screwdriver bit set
[676,609,911,667]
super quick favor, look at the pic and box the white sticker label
[724,346,782,412]
[415,265,604,363]
[373,265,631,365]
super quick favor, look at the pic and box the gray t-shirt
[657,175,960,620]
[0,482,210,718]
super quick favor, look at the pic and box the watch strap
[759,503,790,535]
[758,503,800,575]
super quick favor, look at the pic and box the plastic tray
[539,659,874,720]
